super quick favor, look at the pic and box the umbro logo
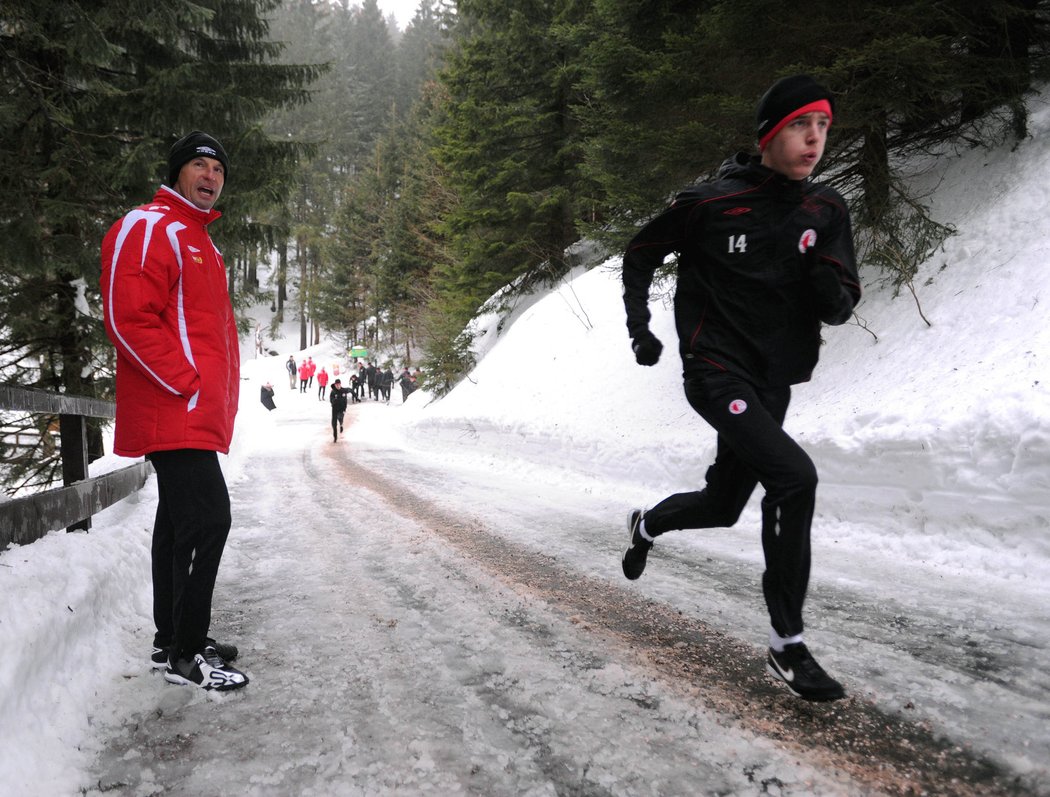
[723,206,752,216]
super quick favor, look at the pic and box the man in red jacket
[101,131,248,692]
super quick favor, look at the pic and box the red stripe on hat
[758,99,833,151]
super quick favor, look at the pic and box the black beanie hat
[755,75,834,151]
[167,131,229,186]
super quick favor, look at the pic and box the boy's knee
[706,502,746,528]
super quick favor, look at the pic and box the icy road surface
[86,405,1047,797]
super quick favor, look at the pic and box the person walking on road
[330,378,351,442]
[101,130,248,692]
[620,75,861,702]
[365,361,378,401]
[286,355,297,390]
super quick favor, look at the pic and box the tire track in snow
[327,444,1035,797]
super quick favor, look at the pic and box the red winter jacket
[100,186,240,457]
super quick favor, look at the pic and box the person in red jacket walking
[100,131,248,692]
[317,366,329,400]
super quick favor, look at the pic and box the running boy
[621,75,861,701]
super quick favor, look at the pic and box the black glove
[806,249,841,296]
[632,330,663,366]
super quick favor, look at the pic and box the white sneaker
[165,646,249,691]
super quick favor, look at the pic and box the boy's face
[760,111,829,181]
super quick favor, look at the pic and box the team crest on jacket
[728,399,748,415]
[798,228,817,253]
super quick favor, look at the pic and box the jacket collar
[154,184,222,225]
[734,154,808,201]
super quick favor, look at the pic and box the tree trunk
[298,239,308,351]
[278,240,288,311]
[860,115,890,226]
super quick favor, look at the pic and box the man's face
[760,112,829,181]
[174,156,225,210]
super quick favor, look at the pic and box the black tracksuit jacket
[623,153,862,387]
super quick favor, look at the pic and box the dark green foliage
[432,0,593,313]
[276,0,454,359]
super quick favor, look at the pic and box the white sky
[376,0,420,28]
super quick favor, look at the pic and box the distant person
[286,355,297,390]
[329,378,351,442]
[357,362,367,397]
[378,365,393,403]
[298,360,309,393]
[306,356,316,388]
[100,130,248,692]
[349,373,362,403]
[365,361,378,400]
[620,75,861,702]
[260,382,276,411]
[317,367,329,400]
[399,366,416,403]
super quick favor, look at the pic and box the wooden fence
[0,385,152,548]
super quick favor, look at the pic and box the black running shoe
[165,645,249,691]
[152,637,238,669]
[622,509,653,580]
[766,642,845,702]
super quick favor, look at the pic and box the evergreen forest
[2,0,1048,494]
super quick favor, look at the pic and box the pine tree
[433,0,593,319]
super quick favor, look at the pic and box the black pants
[147,449,232,660]
[643,372,816,638]
[332,409,344,439]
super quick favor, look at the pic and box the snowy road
[86,403,1046,797]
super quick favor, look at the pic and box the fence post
[59,413,90,532]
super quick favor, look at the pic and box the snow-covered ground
[3,97,1050,794]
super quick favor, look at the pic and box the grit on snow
[2,98,1050,794]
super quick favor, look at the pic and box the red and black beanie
[755,75,834,151]
[167,131,230,186]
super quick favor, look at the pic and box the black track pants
[147,449,232,659]
[642,372,816,638]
